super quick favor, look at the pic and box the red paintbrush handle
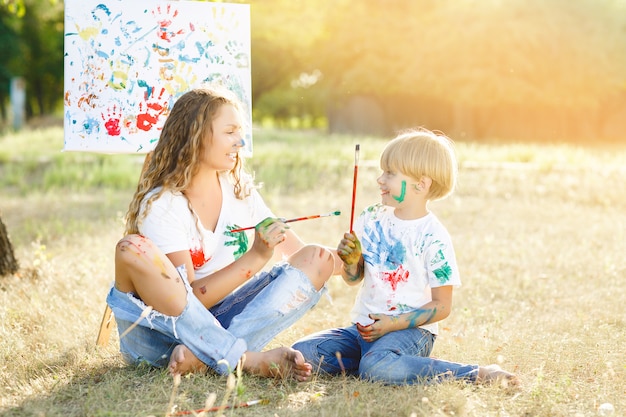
[349,165,358,231]
[349,144,360,231]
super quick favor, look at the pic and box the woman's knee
[115,235,166,292]
[288,244,334,289]
[116,234,146,258]
[116,234,165,266]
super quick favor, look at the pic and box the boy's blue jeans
[292,325,479,385]
[106,262,324,375]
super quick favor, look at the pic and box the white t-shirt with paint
[350,204,461,335]
[139,172,274,279]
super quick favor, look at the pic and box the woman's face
[202,103,245,171]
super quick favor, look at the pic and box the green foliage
[0,0,64,118]
[252,80,328,128]
[0,126,382,193]
[3,0,626,141]
[0,0,26,17]
[311,0,626,108]
[20,0,64,115]
[0,127,143,192]
[248,0,329,102]
[2,124,624,195]
[0,155,142,192]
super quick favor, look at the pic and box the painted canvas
[63,0,252,154]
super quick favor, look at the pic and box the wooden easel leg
[96,304,115,346]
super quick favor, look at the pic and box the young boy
[292,128,518,386]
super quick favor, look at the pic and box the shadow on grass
[0,348,350,417]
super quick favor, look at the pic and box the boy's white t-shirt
[138,172,274,278]
[350,204,461,335]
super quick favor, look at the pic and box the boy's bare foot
[477,364,520,388]
[168,344,208,376]
[243,347,313,382]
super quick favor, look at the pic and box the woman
[107,87,339,380]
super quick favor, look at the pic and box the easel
[96,305,115,346]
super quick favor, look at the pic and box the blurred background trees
[1,0,625,142]
[1,0,63,120]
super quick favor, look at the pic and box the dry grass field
[1,127,625,416]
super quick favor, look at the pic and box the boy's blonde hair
[380,128,457,201]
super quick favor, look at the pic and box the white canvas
[63,0,252,154]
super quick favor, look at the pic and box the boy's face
[377,169,417,206]
[377,169,431,218]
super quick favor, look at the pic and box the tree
[0,214,18,276]
[19,0,64,116]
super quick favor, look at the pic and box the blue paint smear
[362,220,406,271]
[82,116,100,135]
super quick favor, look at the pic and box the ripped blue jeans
[106,262,324,375]
[292,325,479,385]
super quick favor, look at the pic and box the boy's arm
[341,256,364,285]
[357,285,453,341]
[399,285,453,328]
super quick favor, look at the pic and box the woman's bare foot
[168,345,312,381]
[477,364,520,388]
[243,347,313,382]
[168,344,208,376]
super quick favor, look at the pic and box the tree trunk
[0,214,19,276]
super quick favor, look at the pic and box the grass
[1,124,625,416]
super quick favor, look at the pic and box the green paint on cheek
[393,180,407,203]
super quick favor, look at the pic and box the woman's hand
[252,217,288,255]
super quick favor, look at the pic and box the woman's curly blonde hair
[124,87,253,235]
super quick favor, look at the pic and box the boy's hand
[337,232,362,266]
[356,313,396,342]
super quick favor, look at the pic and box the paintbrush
[349,144,360,232]
[170,399,269,415]
[230,210,341,233]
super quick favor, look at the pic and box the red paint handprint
[136,88,167,132]
[152,4,185,42]
[102,105,122,136]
